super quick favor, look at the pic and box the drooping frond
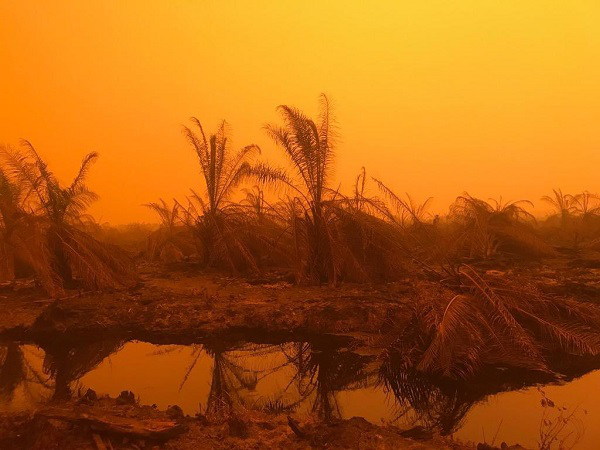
[395,267,600,379]
[68,152,99,193]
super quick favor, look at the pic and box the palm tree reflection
[42,339,123,400]
[378,349,547,435]
[276,342,374,422]
[379,360,475,434]
[177,341,373,422]
[0,343,52,408]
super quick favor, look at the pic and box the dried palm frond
[379,358,477,435]
[54,225,137,290]
[372,177,433,227]
[393,266,600,379]
[0,162,64,294]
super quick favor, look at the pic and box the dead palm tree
[372,178,433,227]
[252,94,343,284]
[571,191,600,218]
[0,168,21,281]
[1,142,136,294]
[450,194,554,259]
[175,342,260,418]
[145,199,196,262]
[181,119,260,273]
[541,189,577,226]
[0,163,62,294]
[571,191,600,243]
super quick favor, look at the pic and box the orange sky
[1,1,599,224]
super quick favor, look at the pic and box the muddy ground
[3,254,599,344]
[0,394,481,450]
[0,253,598,449]
[4,344,492,450]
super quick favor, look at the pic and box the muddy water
[0,340,597,449]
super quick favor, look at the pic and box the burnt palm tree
[1,142,136,294]
[252,94,343,284]
[571,191,600,218]
[180,119,260,273]
[0,162,62,294]
[145,199,197,262]
[541,189,577,226]
[0,169,17,280]
[450,194,554,259]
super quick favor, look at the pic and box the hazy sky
[1,1,598,223]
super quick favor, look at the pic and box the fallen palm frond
[386,265,600,379]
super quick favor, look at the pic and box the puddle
[1,339,597,448]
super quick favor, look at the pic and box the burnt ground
[0,253,598,449]
[3,265,418,344]
[2,253,598,344]
[0,395,476,450]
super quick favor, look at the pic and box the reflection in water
[200,342,259,416]
[281,342,375,422]
[1,339,598,449]
[0,343,51,410]
[175,341,374,422]
[380,362,474,435]
[42,339,124,400]
[0,344,26,403]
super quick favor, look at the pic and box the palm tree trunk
[49,230,73,287]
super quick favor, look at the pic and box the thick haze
[1,1,598,224]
